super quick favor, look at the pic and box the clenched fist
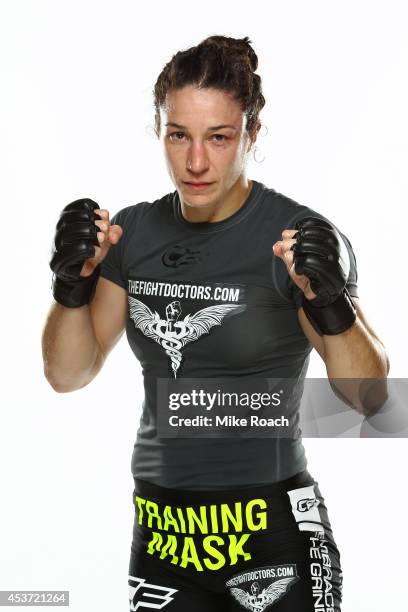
[273,216,356,336]
[50,198,123,308]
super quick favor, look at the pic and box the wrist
[301,287,357,336]
[52,265,101,308]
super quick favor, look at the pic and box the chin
[183,196,213,208]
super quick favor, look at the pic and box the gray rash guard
[100,180,358,489]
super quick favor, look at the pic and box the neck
[179,176,253,224]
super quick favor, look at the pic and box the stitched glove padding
[50,198,102,308]
[291,216,356,335]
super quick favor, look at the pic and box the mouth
[183,181,214,191]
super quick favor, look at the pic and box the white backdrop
[1,1,407,610]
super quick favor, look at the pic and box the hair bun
[199,35,258,72]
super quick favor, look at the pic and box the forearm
[323,319,389,415]
[42,301,104,393]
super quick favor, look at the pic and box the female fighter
[42,35,389,611]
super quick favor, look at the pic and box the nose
[186,142,210,174]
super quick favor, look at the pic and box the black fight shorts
[128,470,343,611]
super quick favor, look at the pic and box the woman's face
[159,85,255,208]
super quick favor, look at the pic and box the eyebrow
[165,122,238,131]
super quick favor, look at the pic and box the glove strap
[301,287,357,336]
[52,266,101,308]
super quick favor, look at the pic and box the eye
[168,131,186,142]
[211,134,227,143]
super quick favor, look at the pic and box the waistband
[133,470,315,505]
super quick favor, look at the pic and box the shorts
[128,470,343,611]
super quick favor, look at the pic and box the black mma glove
[50,198,102,308]
[291,216,357,336]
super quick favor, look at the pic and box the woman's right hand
[49,198,123,308]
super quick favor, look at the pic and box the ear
[248,121,262,150]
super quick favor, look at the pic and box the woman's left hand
[273,229,318,300]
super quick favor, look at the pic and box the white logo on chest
[128,297,242,377]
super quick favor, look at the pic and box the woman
[43,35,389,611]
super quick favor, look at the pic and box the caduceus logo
[128,296,243,377]
[231,578,297,611]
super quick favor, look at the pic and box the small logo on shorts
[297,498,319,512]
[128,575,178,610]
[226,564,299,611]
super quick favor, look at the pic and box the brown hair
[153,35,265,141]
